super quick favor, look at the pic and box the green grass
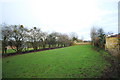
[6,49,15,53]
[2,45,110,78]
[1,48,34,54]
[2,45,59,54]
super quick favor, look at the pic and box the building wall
[105,37,118,50]
[105,36,120,57]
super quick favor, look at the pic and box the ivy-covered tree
[90,27,106,49]
[97,28,106,48]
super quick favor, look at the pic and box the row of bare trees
[1,24,75,54]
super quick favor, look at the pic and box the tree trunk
[49,44,51,48]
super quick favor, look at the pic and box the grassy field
[2,45,110,78]
[1,45,51,54]
[1,48,34,54]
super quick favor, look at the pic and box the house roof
[106,34,120,38]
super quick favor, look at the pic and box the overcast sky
[0,0,119,40]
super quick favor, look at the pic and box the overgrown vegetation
[90,27,120,78]
[93,46,120,78]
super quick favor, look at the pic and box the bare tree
[46,33,56,48]
[1,24,11,54]
[9,25,28,53]
[57,33,71,47]
[28,27,43,50]
[50,32,60,47]
[90,27,97,46]
[40,32,48,49]
[69,32,78,41]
